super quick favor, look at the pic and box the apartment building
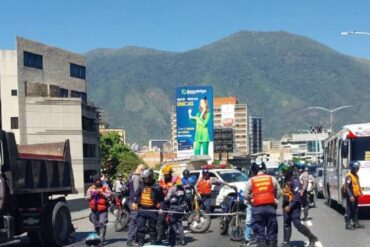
[0,37,100,194]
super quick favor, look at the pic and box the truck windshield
[216,171,248,183]
[351,137,370,161]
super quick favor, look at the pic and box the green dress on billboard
[192,111,210,155]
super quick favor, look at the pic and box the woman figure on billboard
[188,97,211,156]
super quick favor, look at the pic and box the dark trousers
[127,210,138,243]
[252,205,278,242]
[345,196,359,218]
[301,191,309,218]
[201,195,212,213]
[157,212,168,240]
[168,214,185,246]
[283,205,305,232]
[137,210,158,245]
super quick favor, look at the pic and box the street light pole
[341,31,370,36]
[307,105,352,133]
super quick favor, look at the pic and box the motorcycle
[114,194,130,232]
[183,185,211,233]
[219,186,246,241]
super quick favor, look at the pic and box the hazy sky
[2,0,370,59]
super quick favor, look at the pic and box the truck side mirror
[341,141,349,158]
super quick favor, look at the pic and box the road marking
[184,230,191,234]
[305,241,323,247]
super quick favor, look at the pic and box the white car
[189,169,248,207]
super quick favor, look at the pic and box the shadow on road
[289,240,306,247]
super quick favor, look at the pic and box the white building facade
[0,37,100,194]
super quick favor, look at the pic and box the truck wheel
[51,201,73,246]
[42,201,73,246]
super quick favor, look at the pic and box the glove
[131,203,138,211]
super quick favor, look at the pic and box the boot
[100,226,106,243]
[354,214,365,229]
[149,232,157,245]
[137,233,146,247]
[240,240,250,247]
[345,216,355,230]
[303,207,309,221]
[280,227,291,246]
[94,227,100,235]
[298,225,318,247]
[268,240,278,247]
[180,236,186,246]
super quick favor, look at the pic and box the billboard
[176,86,213,159]
[221,104,235,127]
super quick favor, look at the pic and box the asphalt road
[4,198,370,247]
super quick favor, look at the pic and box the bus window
[340,140,349,168]
[350,137,370,161]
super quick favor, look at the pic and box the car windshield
[216,171,248,183]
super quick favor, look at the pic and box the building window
[60,88,69,98]
[83,143,96,158]
[23,51,43,70]
[84,170,98,183]
[71,90,87,103]
[11,90,17,96]
[11,117,19,129]
[70,63,86,79]
[82,117,97,132]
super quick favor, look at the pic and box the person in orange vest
[244,162,281,247]
[85,176,112,244]
[157,164,181,243]
[196,168,233,213]
[343,161,365,230]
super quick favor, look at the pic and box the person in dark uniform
[165,184,188,246]
[135,169,163,247]
[280,163,318,247]
[244,162,281,247]
[343,161,365,230]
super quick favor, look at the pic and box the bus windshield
[351,137,370,161]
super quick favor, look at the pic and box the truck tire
[41,201,73,246]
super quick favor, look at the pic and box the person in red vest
[196,168,234,213]
[85,176,112,244]
[244,162,281,247]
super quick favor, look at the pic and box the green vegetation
[100,132,144,178]
[87,31,370,144]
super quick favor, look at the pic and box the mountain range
[86,31,370,144]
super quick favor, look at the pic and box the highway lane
[5,198,370,247]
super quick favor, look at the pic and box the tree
[100,132,144,179]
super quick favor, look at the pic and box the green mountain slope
[86,31,370,144]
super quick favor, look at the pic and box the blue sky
[2,0,370,59]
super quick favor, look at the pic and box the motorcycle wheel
[228,215,245,241]
[219,216,229,235]
[114,209,130,232]
[188,211,211,233]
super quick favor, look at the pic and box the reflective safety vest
[140,186,155,207]
[282,183,293,202]
[159,175,180,195]
[89,186,109,212]
[344,172,362,197]
[198,179,212,196]
[251,174,276,206]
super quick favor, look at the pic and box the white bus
[323,123,370,207]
